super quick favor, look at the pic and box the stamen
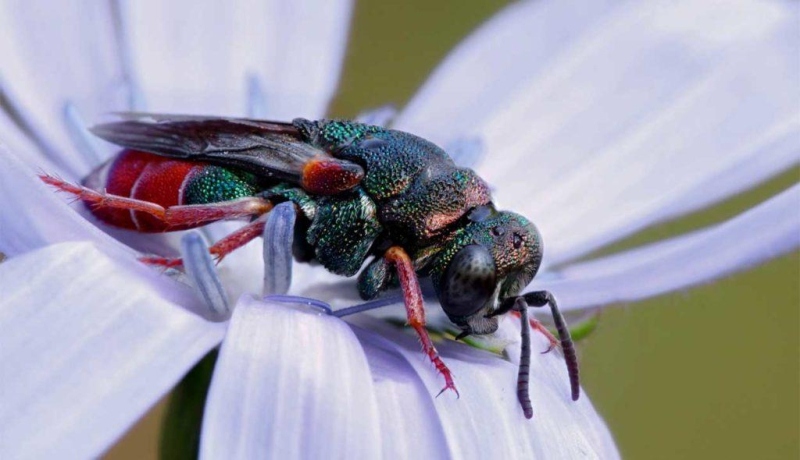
[181,232,231,321]
[263,294,332,315]
[332,295,403,317]
[355,104,397,127]
[445,136,485,169]
[262,202,296,295]
[63,102,102,166]
[247,74,269,118]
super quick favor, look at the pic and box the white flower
[0,0,798,459]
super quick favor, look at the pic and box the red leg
[385,246,458,397]
[141,214,269,268]
[511,310,559,353]
[41,174,165,217]
[41,174,272,228]
[530,317,559,354]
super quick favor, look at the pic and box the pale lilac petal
[200,296,381,459]
[397,0,798,263]
[394,0,619,144]
[0,146,134,259]
[0,243,224,459]
[121,0,353,118]
[0,109,69,177]
[532,185,800,311]
[483,1,797,262]
[0,0,128,178]
[352,327,450,458]
[516,25,799,262]
[355,317,619,459]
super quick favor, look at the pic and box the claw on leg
[385,246,459,398]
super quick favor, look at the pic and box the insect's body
[48,115,578,419]
[86,120,513,290]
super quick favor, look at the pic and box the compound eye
[512,233,523,249]
[440,245,497,318]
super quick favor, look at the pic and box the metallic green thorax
[297,119,492,240]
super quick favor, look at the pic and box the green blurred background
[106,1,800,458]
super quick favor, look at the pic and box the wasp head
[430,207,543,336]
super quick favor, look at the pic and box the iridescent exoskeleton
[42,115,579,418]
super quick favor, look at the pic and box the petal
[0,107,69,177]
[512,23,799,262]
[351,327,450,458]
[353,317,619,459]
[532,185,800,311]
[200,296,381,459]
[394,0,620,144]
[0,0,129,178]
[396,0,798,262]
[121,0,353,118]
[0,242,224,459]
[0,146,134,259]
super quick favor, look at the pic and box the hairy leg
[141,214,270,268]
[385,246,458,397]
[41,174,272,228]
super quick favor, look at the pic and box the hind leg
[41,174,272,228]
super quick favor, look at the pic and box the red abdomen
[84,150,206,232]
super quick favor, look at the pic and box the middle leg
[141,213,271,268]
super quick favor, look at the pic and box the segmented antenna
[524,291,580,401]
[515,297,534,419]
[547,293,580,401]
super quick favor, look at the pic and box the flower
[0,0,797,459]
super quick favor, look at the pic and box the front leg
[384,246,458,397]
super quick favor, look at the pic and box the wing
[91,114,364,195]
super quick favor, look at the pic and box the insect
[42,115,579,418]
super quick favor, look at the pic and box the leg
[41,174,272,228]
[529,316,560,354]
[142,214,269,268]
[384,246,458,397]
